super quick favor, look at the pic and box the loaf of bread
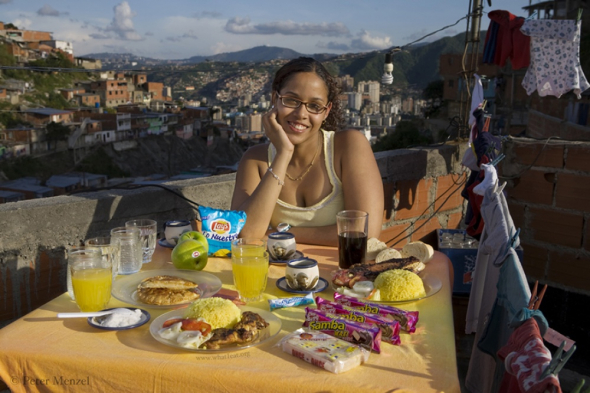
[375,248,403,263]
[401,241,434,263]
[366,238,388,261]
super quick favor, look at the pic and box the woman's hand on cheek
[262,106,294,155]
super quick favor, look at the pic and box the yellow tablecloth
[0,244,460,393]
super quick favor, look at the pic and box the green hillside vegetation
[0,48,92,110]
[325,32,469,89]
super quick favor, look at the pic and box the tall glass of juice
[67,246,112,312]
[336,210,369,269]
[231,239,268,303]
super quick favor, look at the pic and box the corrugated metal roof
[24,108,73,116]
[46,175,81,188]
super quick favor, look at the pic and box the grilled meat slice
[203,312,269,349]
[332,257,424,288]
[204,328,255,349]
[234,311,269,332]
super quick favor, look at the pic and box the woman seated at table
[231,57,383,246]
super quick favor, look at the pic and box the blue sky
[1,0,529,59]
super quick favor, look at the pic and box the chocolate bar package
[333,292,419,333]
[303,307,382,353]
[279,329,370,374]
[315,297,401,345]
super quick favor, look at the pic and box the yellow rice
[374,270,426,301]
[183,297,241,329]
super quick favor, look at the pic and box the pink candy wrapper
[333,293,419,333]
[316,297,401,345]
[303,307,382,353]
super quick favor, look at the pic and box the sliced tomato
[181,319,212,335]
[162,318,184,328]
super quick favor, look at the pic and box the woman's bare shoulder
[333,129,372,151]
[241,142,270,163]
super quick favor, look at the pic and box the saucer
[88,307,151,331]
[269,250,304,264]
[276,277,328,294]
[158,238,175,249]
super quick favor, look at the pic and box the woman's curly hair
[271,57,346,131]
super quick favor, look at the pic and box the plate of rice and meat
[331,257,442,303]
[150,297,282,352]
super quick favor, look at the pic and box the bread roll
[401,241,434,263]
[375,248,403,263]
[366,238,388,261]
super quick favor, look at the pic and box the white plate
[332,272,442,304]
[149,306,282,352]
[88,307,151,330]
[111,269,222,309]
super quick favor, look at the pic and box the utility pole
[459,0,483,138]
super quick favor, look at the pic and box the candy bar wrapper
[303,307,382,353]
[315,297,401,345]
[333,293,419,333]
[269,293,314,311]
[278,328,370,374]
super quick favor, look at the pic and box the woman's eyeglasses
[277,93,330,114]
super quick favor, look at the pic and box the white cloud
[211,41,244,55]
[350,30,392,50]
[11,18,32,29]
[225,17,349,36]
[37,5,61,17]
[105,1,142,41]
[182,30,198,39]
[316,41,349,51]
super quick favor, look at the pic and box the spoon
[57,308,132,319]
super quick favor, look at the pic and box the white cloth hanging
[465,179,530,393]
[520,19,590,99]
[469,74,484,128]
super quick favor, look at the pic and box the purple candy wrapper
[333,293,419,333]
[316,297,401,345]
[303,307,382,353]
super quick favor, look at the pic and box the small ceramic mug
[267,232,297,261]
[163,220,192,246]
[285,258,319,291]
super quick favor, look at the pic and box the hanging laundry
[483,10,530,69]
[483,21,500,64]
[497,318,562,393]
[465,179,526,393]
[520,19,590,98]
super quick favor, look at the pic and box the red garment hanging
[488,10,531,69]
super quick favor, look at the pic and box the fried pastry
[137,275,200,305]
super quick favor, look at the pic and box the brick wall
[528,109,590,141]
[503,137,590,295]
[0,143,468,325]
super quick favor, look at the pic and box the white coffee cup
[163,220,192,246]
[285,258,319,291]
[267,232,297,261]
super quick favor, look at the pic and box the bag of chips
[198,206,246,257]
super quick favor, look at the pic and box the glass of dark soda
[336,210,368,269]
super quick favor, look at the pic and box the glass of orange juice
[67,246,112,312]
[231,239,268,303]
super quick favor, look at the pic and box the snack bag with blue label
[198,206,246,257]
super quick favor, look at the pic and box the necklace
[286,133,322,181]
